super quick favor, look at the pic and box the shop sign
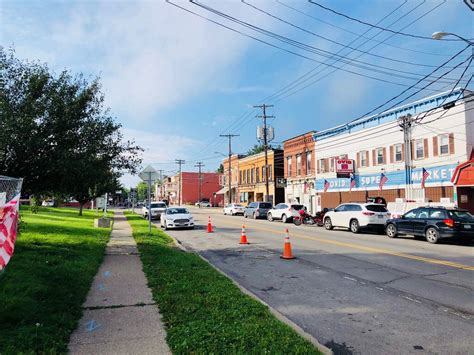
[336,159,354,173]
[315,164,457,191]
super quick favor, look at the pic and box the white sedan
[223,203,245,216]
[160,207,195,230]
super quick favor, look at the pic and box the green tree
[136,181,148,201]
[217,164,224,173]
[246,144,265,156]
[0,47,143,215]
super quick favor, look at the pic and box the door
[277,204,288,219]
[413,208,430,236]
[398,209,419,234]
[331,204,347,227]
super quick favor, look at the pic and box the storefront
[452,159,474,213]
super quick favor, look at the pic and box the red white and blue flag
[349,176,356,191]
[421,168,430,189]
[379,173,388,191]
[0,194,20,270]
[323,179,330,193]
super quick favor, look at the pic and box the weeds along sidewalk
[0,206,110,354]
[68,210,170,354]
[124,212,323,354]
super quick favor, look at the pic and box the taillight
[443,219,455,228]
[256,208,260,213]
[362,211,375,216]
[387,213,391,217]
[288,207,292,211]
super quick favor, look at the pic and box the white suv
[267,203,305,223]
[142,202,167,220]
[324,203,390,233]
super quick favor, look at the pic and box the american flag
[379,173,388,191]
[421,168,430,188]
[0,194,20,270]
[349,176,356,191]
[323,179,330,193]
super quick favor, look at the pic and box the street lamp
[431,31,473,45]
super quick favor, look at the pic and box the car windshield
[151,203,166,208]
[448,210,474,221]
[366,204,388,212]
[291,205,304,210]
[259,203,272,208]
[167,208,188,214]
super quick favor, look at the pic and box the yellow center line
[205,215,474,271]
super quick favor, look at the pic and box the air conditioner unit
[440,198,452,204]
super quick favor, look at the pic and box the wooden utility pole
[255,104,274,203]
[175,159,185,205]
[194,162,205,207]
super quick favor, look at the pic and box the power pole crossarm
[219,134,239,204]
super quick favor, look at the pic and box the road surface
[156,207,474,355]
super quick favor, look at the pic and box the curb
[168,234,333,355]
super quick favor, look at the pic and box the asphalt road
[156,207,474,355]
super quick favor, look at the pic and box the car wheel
[386,223,397,238]
[253,213,257,220]
[224,211,227,215]
[324,217,333,230]
[425,227,440,244]
[231,211,234,216]
[267,213,273,222]
[244,213,247,218]
[350,219,360,234]
[164,221,168,230]
[282,214,288,223]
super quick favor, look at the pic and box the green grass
[0,206,111,354]
[124,212,322,354]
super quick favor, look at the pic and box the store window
[306,151,312,175]
[415,139,424,159]
[395,144,403,162]
[360,151,368,167]
[439,134,449,155]
[377,148,384,165]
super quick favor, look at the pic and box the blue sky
[1,0,472,187]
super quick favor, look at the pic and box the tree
[136,181,148,202]
[246,144,265,156]
[1,47,143,215]
[217,164,224,173]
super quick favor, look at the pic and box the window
[429,209,447,219]
[296,155,302,175]
[366,205,388,212]
[318,159,325,173]
[415,139,424,159]
[439,134,449,155]
[377,147,384,165]
[247,169,250,184]
[287,156,292,176]
[404,209,420,219]
[269,165,273,181]
[339,154,348,159]
[251,168,254,184]
[256,167,260,182]
[306,151,312,175]
[239,171,242,184]
[262,166,266,181]
[395,144,403,162]
[360,151,368,167]
[329,157,335,172]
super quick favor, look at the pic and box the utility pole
[157,169,164,201]
[175,159,185,205]
[194,162,205,207]
[219,134,239,204]
[398,114,413,200]
[255,104,274,203]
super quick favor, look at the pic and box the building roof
[282,130,316,143]
[313,88,467,142]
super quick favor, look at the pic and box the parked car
[160,207,194,230]
[267,203,305,223]
[244,202,273,219]
[41,200,55,207]
[223,203,245,216]
[195,200,211,207]
[385,207,474,244]
[324,203,390,233]
[142,201,167,220]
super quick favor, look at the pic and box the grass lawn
[0,206,111,354]
[125,212,322,354]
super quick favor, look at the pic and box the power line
[307,0,465,42]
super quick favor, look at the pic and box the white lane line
[343,276,357,282]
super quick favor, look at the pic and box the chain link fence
[0,175,23,206]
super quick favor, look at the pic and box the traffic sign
[139,165,159,182]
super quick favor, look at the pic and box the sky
[1,0,472,187]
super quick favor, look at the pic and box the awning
[451,159,474,186]
[215,187,228,195]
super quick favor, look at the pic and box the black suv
[385,207,474,244]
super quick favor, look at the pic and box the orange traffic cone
[240,225,249,244]
[280,228,295,260]
[207,216,213,233]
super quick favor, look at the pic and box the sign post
[139,165,159,235]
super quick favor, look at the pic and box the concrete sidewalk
[68,211,170,355]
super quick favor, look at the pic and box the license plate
[464,225,472,229]
[378,215,383,219]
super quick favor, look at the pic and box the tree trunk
[79,202,84,216]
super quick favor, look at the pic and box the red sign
[336,159,354,173]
